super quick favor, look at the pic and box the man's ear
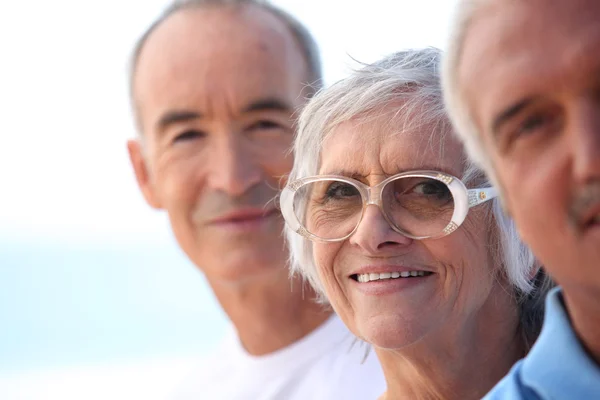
[499,197,512,219]
[529,259,543,280]
[127,139,162,209]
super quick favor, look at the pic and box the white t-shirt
[174,315,386,400]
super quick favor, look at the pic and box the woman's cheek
[313,243,336,283]
[313,242,348,297]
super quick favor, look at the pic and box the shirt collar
[521,287,600,398]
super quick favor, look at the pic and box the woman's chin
[357,314,435,351]
[366,333,421,351]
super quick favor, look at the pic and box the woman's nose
[348,204,413,254]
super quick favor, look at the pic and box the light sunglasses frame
[280,170,498,242]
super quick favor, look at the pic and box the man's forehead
[142,10,292,69]
[459,0,600,129]
[132,5,306,124]
[461,0,600,52]
[458,1,532,116]
[147,6,295,54]
[140,8,302,78]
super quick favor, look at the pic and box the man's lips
[209,207,279,225]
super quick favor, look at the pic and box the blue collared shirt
[484,287,600,399]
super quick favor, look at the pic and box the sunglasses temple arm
[467,187,499,208]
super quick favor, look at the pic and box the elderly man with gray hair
[126,0,385,399]
[442,0,600,398]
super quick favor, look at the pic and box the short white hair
[441,0,497,181]
[285,48,552,346]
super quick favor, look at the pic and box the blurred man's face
[129,6,309,284]
[459,0,600,294]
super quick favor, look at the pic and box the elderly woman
[279,48,553,400]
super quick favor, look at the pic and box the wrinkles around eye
[401,203,454,220]
[388,198,454,221]
[307,207,359,233]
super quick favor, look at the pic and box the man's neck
[563,287,600,365]
[209,270,332,356]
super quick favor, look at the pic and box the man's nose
[348,205,412,254]
[207,135,262,196]
[571,99,600,184]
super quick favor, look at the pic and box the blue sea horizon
[0,236,228,374]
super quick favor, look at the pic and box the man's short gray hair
[286,47,553,348]
[129,0,323,126]
[441,0,496,181]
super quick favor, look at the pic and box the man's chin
[197,246,288,282]
[207,263,288,285]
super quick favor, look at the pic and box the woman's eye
[173,129,205,143]
[412,181,450,200]
[325,183,359,199]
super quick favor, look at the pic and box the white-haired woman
[279,48,553,400]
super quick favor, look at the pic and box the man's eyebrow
[242,98,294,113]
[156,110,202,131]
[491,97,536,136]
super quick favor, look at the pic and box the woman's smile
[347,264,435,295]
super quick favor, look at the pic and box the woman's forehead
[319,119,464,176]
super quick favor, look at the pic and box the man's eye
[517,114,549,135]
[514,106,563,140]
[247,120,283,131]
[173,130,205,143]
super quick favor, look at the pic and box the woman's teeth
[356,271,429,283]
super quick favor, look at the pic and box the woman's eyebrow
[321,170,366,178]
[320,164,460,179]
[321,166,454,175]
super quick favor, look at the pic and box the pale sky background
[0,0,457,398]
